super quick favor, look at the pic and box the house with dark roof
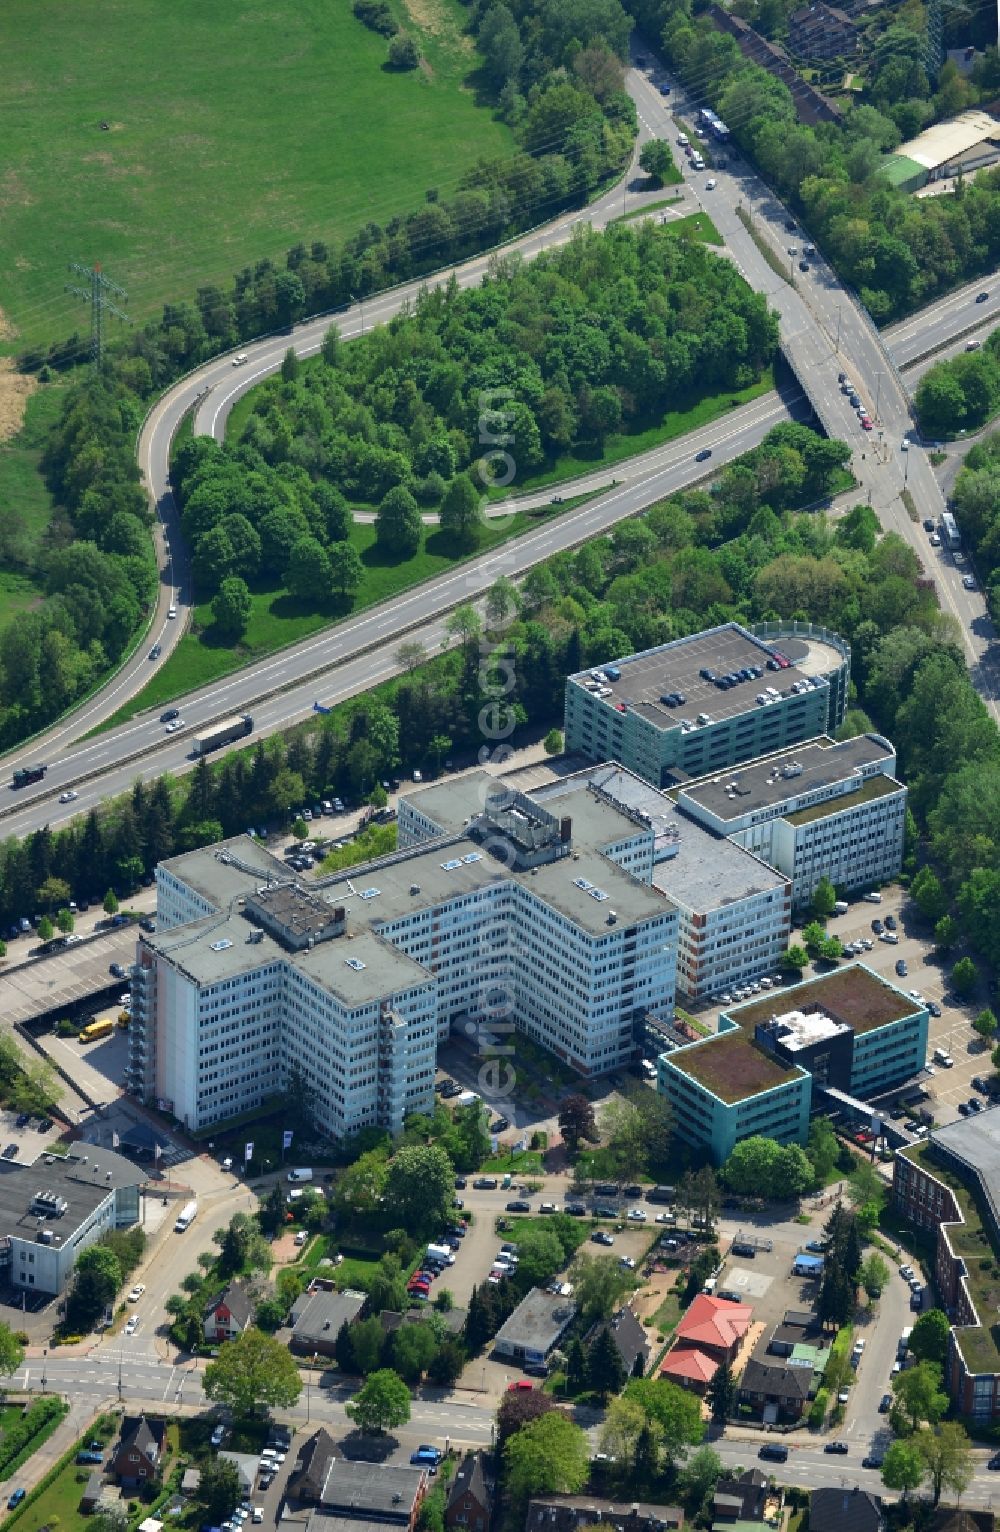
[287,1428,339,1506]
[204,1280,254,1342]
[525,1499,683,1532]
[381,1307,466,1339]
[290,1288,366,1357]
[586,1306,651,1378]
[445,1452,491,1532]
[809,1489,883,1532]
[111,1415,166,1487]
[769,1311,823,1358]
[713,1470,767,1525]
[315,1460,428,1532]
[739,1356,815,1419]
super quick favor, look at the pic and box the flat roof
[147,909,431,1005]
[495,1287,577,1350]
[665,1028,802,1104]
[652,822,786,913]
[725,962,919,1037]
[895,109,1000,169]
[675,735,895,825]
[0,1146,145,1240]
[931,1109,1000,1187]
[569,624,828,731]
[159,836,287,906]
[400,771,497,835]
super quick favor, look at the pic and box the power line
[64,261,130,366]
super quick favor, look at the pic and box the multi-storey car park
[672,733,907,910]
[894,1114,1000,1422]
[658,965,929,1163]
[563,622,851,788]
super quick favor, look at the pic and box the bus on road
[79,1018,115,1044]
[942,511,961,549]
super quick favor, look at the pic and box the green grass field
[0,0,513,353]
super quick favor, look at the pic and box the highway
[2,58,999,833]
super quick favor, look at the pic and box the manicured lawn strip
[616,196,685,223]
[0,0,513,353]
[669,211,724,245]
[92,493,601,728]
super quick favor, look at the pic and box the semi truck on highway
[174,1200,198,1232]
[11,765,46,789]
[191,714,253,757]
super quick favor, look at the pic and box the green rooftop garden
[783,773,903,827]
[667,1029,801,1104]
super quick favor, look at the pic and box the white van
[833,901,849,914]
[287,1167,314,1183]
[864,891,883,903]
[426,1243,456,1266]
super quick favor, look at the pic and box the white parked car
[127,1284,145,1302]
[627,1208,647,1222]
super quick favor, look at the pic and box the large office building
[674,734,906,909]
[658,966,928,1163]
[0,1146,144,1295]
[402,764,791,1005]
[131,773,679,1134]
[564,623,850,788]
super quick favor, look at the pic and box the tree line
[0,379,156,752]
[627,0,1000,323]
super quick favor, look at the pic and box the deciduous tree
[203,1327,302,1416]
[345,1368,411,1433]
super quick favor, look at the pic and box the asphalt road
[2,54,999,830]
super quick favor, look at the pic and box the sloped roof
[660,1346,719,1385]
[589,1306,651,1375]
[207,1280,253,1329]
[809,1489,883,1532]
[676,1294,752,1351]
[447,1453,489,1515]
[740,1357,813,1400]
[288,1428,339,1504]
[118,1415,166,1461]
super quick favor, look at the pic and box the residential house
[739,1356,814,1419]
[713,1470,767,1525]
[525,1500,683,1532]
[808,1489,883,1532]
[381,1307,466,1340]
[111,1416,166,1488]
[219,1452,261,1495]
[659,1346,718,1394]
[586,1306,651,1379]
[673,1294,752,1363]
[445,1452,491,1532]
[204,1280,254,1343]
[289,1288,366,1358]
[287,1428,339,1506]
[707,5,843,125]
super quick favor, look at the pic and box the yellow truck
[79,1017,114,1044]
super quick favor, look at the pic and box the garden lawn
[0,0,513,354]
